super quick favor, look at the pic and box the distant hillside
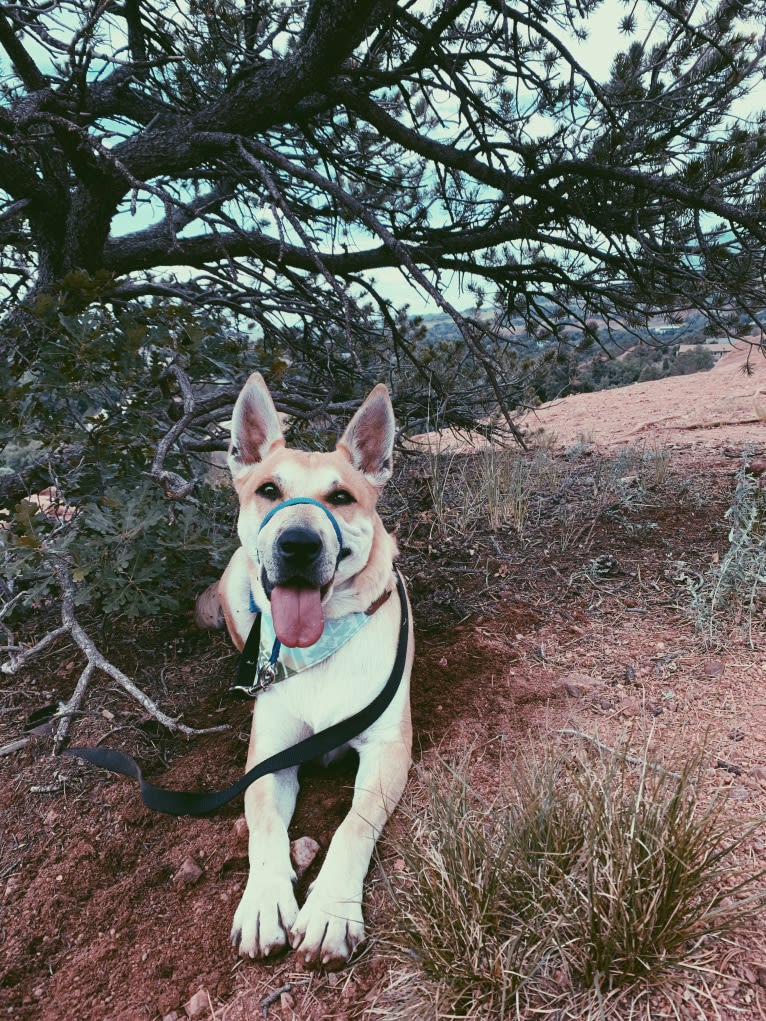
[415,306,734,400]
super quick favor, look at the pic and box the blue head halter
[249,496,348,682]
[258,496,344,547]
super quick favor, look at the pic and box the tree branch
[1,559,229,750]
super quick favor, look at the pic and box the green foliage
[1,291,243,619]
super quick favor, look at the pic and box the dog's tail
[194,580,225,630]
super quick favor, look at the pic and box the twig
[146,361,197,499]
[260,980,309,1019]
[556,728,682,779]
[1,557,229,751]
[0,737,31,757]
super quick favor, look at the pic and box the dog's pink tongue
[270,585,325,648]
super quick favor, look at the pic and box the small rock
[560,672,600,697]
[4,875,21,899]
[163,1013,180,1021]
[621,697,642,717]
[185,989,209,1019]
[703,660,724,677]
[232,816,248,843]
[280,992,295,1011]
[157,991,179,1016]
[290,836,320,878]
[174,857,204,887]
[751,765,766,782]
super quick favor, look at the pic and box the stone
[621,697,642,717]
[4,875,21,899]
[185,989,209,1019]
[290,837,320,878]
[703,660,724,677]
[559,672,600,697]
[174,857,204,887]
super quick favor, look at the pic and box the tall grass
[414,440,670,550]
[382,745,765,1019]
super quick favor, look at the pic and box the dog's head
[227,373,396,648]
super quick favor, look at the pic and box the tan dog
[198,373,413,968]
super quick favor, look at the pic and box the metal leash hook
[229,636,282,698]
[257,660,278,689]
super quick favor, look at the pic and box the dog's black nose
[277,527,323,564]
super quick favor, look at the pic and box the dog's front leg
[290,731,411,968]
[231,710,302,958]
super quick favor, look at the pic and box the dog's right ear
[228,373,285,478]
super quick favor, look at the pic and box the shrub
[687,454,766,645]
[1,294,243,621]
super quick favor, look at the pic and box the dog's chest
[256,599,401,734]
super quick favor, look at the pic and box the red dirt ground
[2,342,766,1021]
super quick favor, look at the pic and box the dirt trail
[521,339,766,457]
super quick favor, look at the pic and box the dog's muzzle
[258,498,347,649]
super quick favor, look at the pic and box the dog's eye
[328,489,355,506]
[256,482,281,501]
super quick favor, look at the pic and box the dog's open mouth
[270,582,330,648]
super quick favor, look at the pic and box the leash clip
[257,661,278,689]
[228,659,279,699]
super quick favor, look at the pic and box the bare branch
[2,558,229,749]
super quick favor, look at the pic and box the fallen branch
[2,557,228,751]
[260,980,310,1020]
[0,737,30,757]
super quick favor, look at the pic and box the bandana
[249,591,372,685]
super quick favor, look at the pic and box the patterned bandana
[249,591,372,685]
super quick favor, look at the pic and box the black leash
[63,570,409,818]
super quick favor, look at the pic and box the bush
[687,453,766,645]
[1,293,243,621]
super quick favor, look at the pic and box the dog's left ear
[337,384,395,488]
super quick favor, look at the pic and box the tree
[2,0,766,740]
[0,0,764,400]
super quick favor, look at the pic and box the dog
[196,372,413,969]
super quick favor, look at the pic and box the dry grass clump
[381,745,765,1019]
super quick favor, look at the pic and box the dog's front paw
[231,874,299,959]
[290,884,364,969]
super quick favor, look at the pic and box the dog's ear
[228,373,285,477]
[337,384,395,487]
